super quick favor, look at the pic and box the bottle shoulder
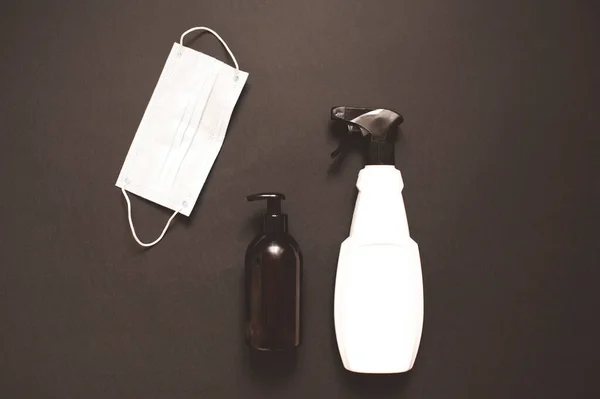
[341,236,419,249]
[246,234,302,256]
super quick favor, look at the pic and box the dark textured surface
[1,1,599,398]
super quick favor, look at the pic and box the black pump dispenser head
[246,193,287,233]
[330,106,404,165]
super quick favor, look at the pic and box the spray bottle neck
[367,140,395,165]
[349,166,410,240]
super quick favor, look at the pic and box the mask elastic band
[180,27,240,70]
[121,187,181,247]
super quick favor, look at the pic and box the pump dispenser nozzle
[246,192,287,233]
[331,106,403,165]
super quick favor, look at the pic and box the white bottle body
[334,165,424,374]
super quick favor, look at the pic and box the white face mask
[116,27,248,247]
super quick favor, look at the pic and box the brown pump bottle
[245,193,302,351]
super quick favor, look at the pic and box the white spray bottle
[331,106,424,374]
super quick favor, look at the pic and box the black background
[1,1,599,398]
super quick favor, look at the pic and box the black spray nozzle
[330,106,404,165]
[247,193,287,232]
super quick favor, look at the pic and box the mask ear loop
[121,187,182,247]
[179,27,240,70]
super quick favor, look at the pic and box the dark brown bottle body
[245,228,302,351]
